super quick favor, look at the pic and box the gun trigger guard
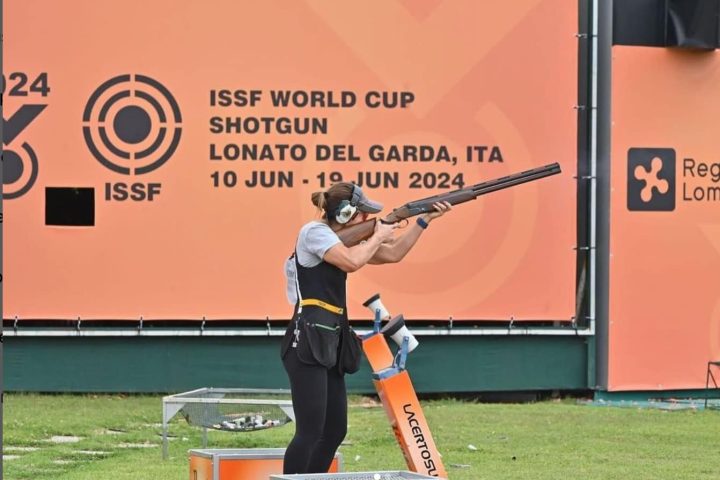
[380,218,409,228]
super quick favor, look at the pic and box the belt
[300,299,344,315]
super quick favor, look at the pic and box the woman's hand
[368,201,451,265]
[374,220,399,243]
[324,221,398,273]
[422,201,452,223]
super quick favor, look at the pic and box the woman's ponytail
[311,190,327,215]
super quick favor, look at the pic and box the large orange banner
[4,0,576,321]
[609,47,720,390]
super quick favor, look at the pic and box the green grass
[3,394,720,479]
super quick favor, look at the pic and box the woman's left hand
[422,201,452,223]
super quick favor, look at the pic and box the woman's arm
[369,201,452,265]
[323,221,397,272]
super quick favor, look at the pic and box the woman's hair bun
[311,191,326,210]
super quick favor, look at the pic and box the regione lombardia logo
[627,148,676,211]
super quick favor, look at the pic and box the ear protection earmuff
[334,199,358,224]
[333,184,362,224]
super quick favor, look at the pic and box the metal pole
[594,0,613,390]
[162,403,169,460]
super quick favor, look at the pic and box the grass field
[3,393,720,479]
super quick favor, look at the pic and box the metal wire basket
[162,388,295,458]
[179,398,292,432]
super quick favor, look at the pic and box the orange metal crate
[189,448,342,480]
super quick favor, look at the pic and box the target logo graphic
[83,74,182,175]
[3,104,47,199]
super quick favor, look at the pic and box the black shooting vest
[281,250,349,369]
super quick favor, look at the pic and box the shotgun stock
[336,162,561,247]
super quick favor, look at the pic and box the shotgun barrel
[384,162,561,222]
[337,162,562,246]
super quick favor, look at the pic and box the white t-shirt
[285,221,341,304]
[296,221,341,267]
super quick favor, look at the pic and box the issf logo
[627,148,676,212]
[82,74,182,201]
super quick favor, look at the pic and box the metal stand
[705,361,720,409]
[161,388,293,459]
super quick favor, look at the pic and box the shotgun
[337,162,562,246]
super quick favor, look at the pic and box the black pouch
[296,308,341,368]
[337,323,363,375]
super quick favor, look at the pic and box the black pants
[282,346,347,474]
